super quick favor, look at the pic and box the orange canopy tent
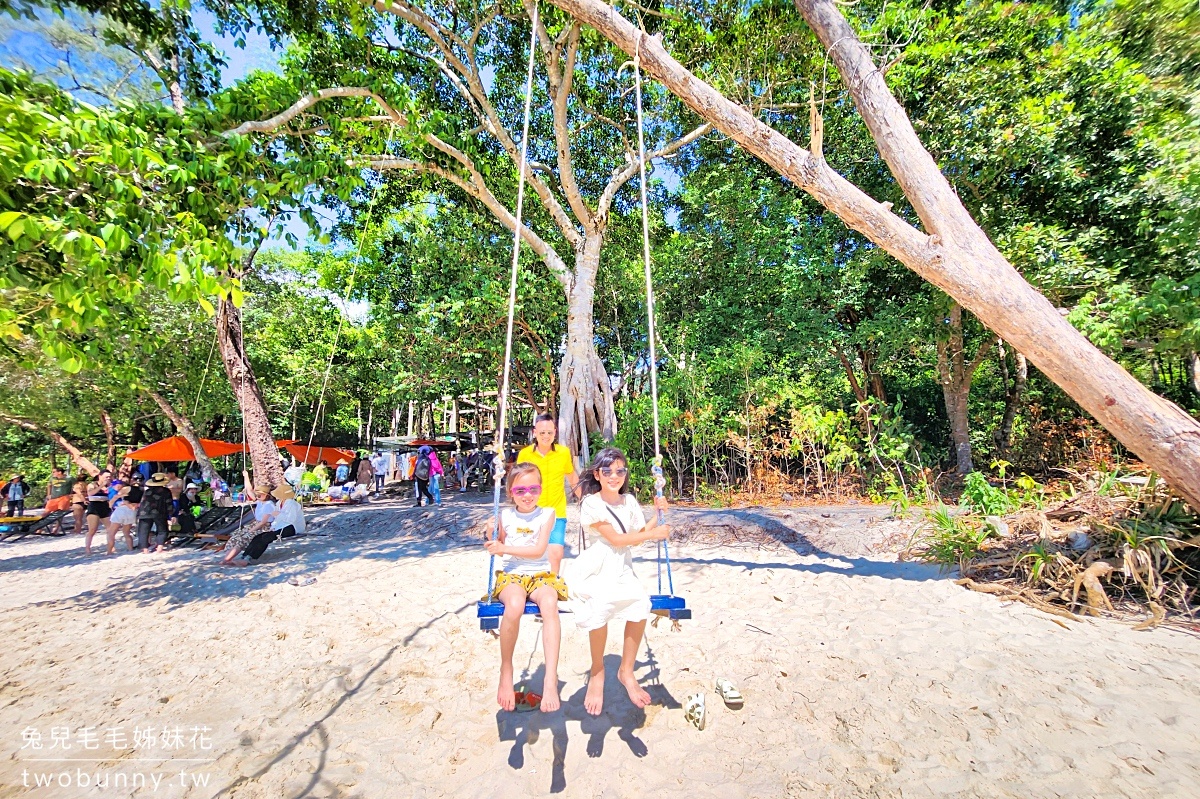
[126,436,246,461]
[276,440,357,466]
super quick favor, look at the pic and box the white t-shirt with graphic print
[499,506,555,575]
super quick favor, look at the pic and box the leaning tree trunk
[216,297,283,487]
[0,415,102,477]
[548,0,1200,509]
[145,390,218,482]
[557,236,617,460]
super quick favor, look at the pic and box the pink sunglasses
[511,485,543,497]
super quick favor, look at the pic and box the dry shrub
[957,475,1198,627]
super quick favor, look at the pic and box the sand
[1,494,1198,798]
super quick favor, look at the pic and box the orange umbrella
[277,440,357,466]
[126,436,246,461]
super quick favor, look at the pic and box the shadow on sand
[0,496,941,617]
[495,653,678,794]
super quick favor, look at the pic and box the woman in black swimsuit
[70,476,88,536]
[84,471,112,555]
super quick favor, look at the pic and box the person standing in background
[137,473,174,553]
[413,446,435,508]
[83,471,113,555]
[428,449,445,506]
[70,476,88,534]
[356,456,375,491]
[5,474,28,517]
[370,451,387,492]
[516,414,579,574]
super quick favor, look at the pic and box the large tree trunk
[216,297,283,486]
[145,390,218,481]
[936,305,994,475]
[548,0,1200,509]
[0,415,101,476]
[557,236,617,459]
[857,346,887,405]
[994,342,1028,455]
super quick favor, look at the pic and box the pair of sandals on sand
[684,677,743,731]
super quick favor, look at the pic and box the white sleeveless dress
[563,493,653,630]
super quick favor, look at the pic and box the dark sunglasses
[599,467,629,478]
[511,485,543,497]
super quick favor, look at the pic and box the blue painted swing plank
[650,594,691,620]
[477,599,540,631]
[478,597,687,630]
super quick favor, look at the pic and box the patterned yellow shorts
[492,571,568,601]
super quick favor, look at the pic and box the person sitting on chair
[221,485,304,566]
[45,468,74,512]
[175,483,203,539]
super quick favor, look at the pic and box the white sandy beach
[1,494,1198,798]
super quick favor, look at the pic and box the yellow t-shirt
[516,443,575,518]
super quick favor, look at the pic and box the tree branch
[597,121,712,218]
[967,335,997,382]
[533,10,596,229]
[369,156,572,291]
[222,87,401,138]
[369,0,585,249]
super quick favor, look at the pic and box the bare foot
[84,548,92,556]
[584,668,605,716]
[540,679,560,713]
[155,545,166,553]
[497,665,515,711]
[617,668,651,709]
[228,559,250,567]
[105,549,115,556]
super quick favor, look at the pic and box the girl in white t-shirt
[484,462,564,713]
[565,447,670,717]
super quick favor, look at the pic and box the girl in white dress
[566,447,670,716]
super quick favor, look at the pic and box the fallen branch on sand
[955,578,1080,628]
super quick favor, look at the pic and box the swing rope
[303,123,399,467]
[632,35,675,597]
[486,0,541,603]
[189,328,219,420]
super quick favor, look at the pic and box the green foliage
[917,504,992,565]
[960,471,1018,516]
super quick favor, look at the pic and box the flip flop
[684,693,706,730]
[512,691,542,712]
[714,677,744,708]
